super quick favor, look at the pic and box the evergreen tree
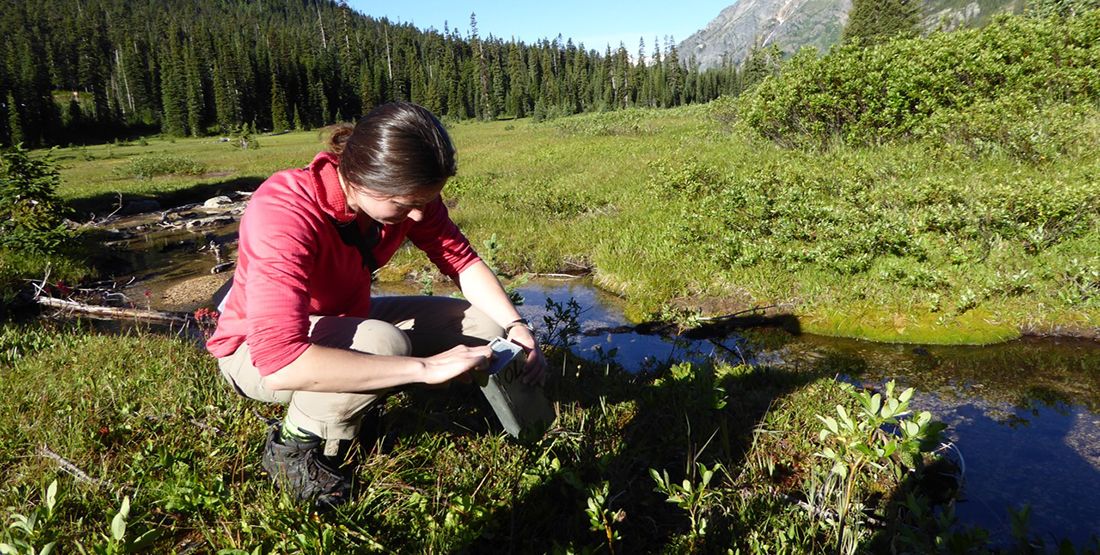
[185,40,205,136]
[160,43,188,137]
[740,43,783,91]
[0,0,746,145]
[270,74,289,131]
[843,0,921,44]
[6,92,23,146]
[470,13,493,120]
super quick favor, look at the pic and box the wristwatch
[503,318,535,335]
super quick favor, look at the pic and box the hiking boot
[260,428,355,510]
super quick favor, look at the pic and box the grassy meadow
[0,319,965,554]
[2,97,1098,553]
[37,105,1100,344]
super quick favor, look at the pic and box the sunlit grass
[40,104,1100,344]
[0,320,852,553]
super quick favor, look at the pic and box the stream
[70,202,1100,548]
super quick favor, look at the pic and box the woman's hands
[453,260,548,386]
[505,325,547,386]
[422,344,493,385]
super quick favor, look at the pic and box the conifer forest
[0,0,756,147]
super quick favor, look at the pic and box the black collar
[330,216,381,274]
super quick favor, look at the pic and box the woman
[206,102,546,509]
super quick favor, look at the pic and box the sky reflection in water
[510,279,1100,547]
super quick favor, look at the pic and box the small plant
[0,145,75,254]
[541,297,582,350]
[650,462,722,549]
[894,492,994,554]
[814,380,947,555]
[192,308,218,338]
[76,496,130,555]
[0,480,60,555]
[231,124,260,150]
[583,482,622,555]
[416,270,435,296]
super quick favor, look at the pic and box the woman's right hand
[421,344,493,385]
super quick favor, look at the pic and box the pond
[75,205,1100,548]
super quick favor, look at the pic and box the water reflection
[940,400,1100,545]
[504,279,1100,547]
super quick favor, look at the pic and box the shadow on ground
[66,176,265,217]
[356,320,854,554]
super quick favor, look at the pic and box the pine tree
[212,57,235,133]
[6,92,23,146]
[470,13,493,120]
[843,0,921,45]
[160,43,188,137]
[185,40,205,136]
[270,74,289,132]
[740,43,782,91]
[293,105,303,130]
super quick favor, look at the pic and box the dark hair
[326,102,457,195]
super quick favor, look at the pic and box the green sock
[279,417,322,445]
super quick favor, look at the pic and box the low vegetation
[4,316,1093,554]
[111,154,207,181]
[736,12,1100,152]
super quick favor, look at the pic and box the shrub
[732,11,1100,154]
[113,154,206,180]
[552,109,657,137]
[0,145,74,255]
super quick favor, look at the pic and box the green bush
[732,12,1100,154]
[113,154,206,180]
[0,145,74,255]
[552,108,657,137]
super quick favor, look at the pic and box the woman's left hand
[506,325,547,386]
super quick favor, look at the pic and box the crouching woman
[205,102,546,509]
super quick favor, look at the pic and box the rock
[186,216,235,229]
[164,211,197,222]
[121,199,161,215]
[203,196,234,210]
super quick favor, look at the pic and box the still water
[508,279,1100,548]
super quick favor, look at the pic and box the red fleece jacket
[206,152,480,375]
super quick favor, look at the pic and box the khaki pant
[217,296,503,443]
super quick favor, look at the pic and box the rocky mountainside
[679,0,1024,69]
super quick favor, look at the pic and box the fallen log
[35,295,190,325]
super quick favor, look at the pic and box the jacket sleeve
[239,186,320,375]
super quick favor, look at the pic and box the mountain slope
[679,0,1024,70]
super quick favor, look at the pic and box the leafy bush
[113,154,206,180]
[552,109,657,137]
[733,12,1100,154]
[0,145,74,255]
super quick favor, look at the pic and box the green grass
[36,105,1100,345]
[0,321,951,554]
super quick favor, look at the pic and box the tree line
[0,0,773,147]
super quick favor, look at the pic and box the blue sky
[345,0,734,53]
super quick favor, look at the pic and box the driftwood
[37,445,113,489]
[35,295,190,325]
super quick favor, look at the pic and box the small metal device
[476,337,556,440]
